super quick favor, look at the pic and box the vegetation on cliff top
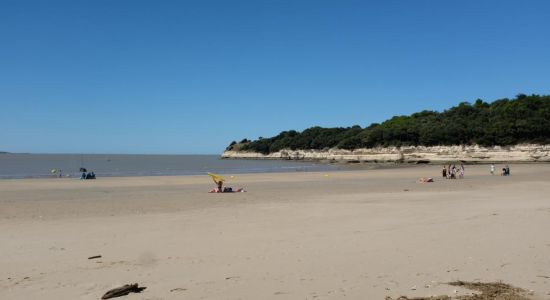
[227,94,550,155]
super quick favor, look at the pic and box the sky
[1,0,549,154]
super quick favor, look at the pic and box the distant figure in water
[442,166,447,178]
[490,164,495,175]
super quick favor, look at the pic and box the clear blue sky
[1,0,549,154]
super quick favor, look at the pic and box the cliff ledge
[222,144,550,163]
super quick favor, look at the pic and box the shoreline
[4,160,542,181]
[0,153,340,180]
[0,161,415,180]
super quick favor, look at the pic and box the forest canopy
[227,94,550,155]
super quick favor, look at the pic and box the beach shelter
[207,172,225,184]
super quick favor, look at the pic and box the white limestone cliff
[222,144,550,163]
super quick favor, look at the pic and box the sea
[0,153,342,179]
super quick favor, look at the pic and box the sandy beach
[1,164,550,299]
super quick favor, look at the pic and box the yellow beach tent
[207,172,225,184]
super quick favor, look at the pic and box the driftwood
[101,283,146,299]
[88,255,102,259]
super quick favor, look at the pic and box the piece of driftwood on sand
[101,283,146,299]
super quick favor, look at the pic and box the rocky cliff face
[222,144,550,163]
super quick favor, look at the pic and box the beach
[1,164,549,299]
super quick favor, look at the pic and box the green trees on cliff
[228,94,550,154]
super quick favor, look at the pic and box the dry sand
[1,164,550,299]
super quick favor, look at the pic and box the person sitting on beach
[418,177,434,183]
[85,172,96,179]
[214,180,223,193]
[209,180,245,193]
[80,172,86,180]
[209,187,245,193]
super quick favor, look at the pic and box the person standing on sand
[504,164,510,176]
[451,165,456,179]
[442,166,447,178]
[490,164,495,175]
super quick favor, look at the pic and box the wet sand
[1,164,549,299]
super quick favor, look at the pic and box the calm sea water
[0,154,341,179]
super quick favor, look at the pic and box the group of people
[209,177,245,193]
[442,163,465,179]
[490,164,511,176]
[79,168,96,180]
[442,163,512,179]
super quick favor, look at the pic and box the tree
[228,95,550,154]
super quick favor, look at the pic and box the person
[58,169,63,178]
[450,165,456,179]
[459,164,465,179]
[207,179,224,193]
[418,177,434,183]
[80,172,86,180]
[209,180,245,193]
[490,164,495,175]
[502,165,510,176]
[442,166,447,178]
